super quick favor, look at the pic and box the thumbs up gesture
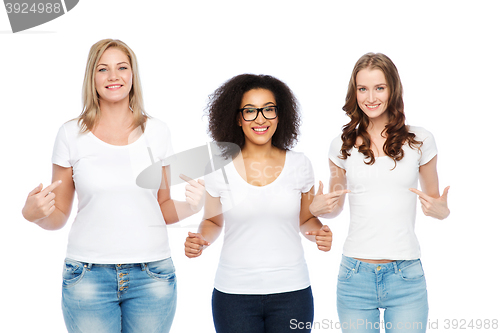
[305,225,333,252]
[409,186,450,220]
[309,181,350,217]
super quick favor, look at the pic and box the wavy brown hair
[206,74,300,158]
[340,53,421,166]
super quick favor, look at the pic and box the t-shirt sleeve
[204,168,221,198]
[300,154,315,193]
[159,122,175,167]
[328,135,345,169]
[52,125,71,167]
[416,128,438,166]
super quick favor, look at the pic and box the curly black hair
[206,74,301,157]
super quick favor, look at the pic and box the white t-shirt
[329,126,437,260]
[205,150,314,294]
[52,117,174,264]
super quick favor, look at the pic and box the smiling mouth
[252,126,269,134]
[366,104,380,109]
[106,85,122,89]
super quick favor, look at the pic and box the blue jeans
[212,286,314,333]
[337,256,428,333]
[61,257,177,333]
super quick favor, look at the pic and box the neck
[366,114,389,138]
[241,141,277,160]
[98,98,134,127]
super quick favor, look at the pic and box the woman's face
[356,68,389,122]
[238,88,278,148]
[94,47,133,105]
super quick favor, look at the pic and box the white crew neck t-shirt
[329,126,437,260]
[205,150,314,294]
[52,117,174,264]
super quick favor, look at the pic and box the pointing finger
[323,189,350,199]
[408,188,423,196]
[180,174,205,189]
[409,188,431,201]
[41,180,62,196]
[329,189,351,197]
[306,230,320,236]
[179,173,195,185]
[306,228,329,236]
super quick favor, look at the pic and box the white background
[1,1,499,332]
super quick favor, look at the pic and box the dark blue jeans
[212,286,314,333]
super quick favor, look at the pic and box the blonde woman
[21,39,204,332]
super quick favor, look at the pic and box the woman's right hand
[309,181,350,217]
[184,232,210,258]
[22,180,62,222]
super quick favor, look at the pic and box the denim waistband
[340,255,421,274]
[64,257,171,271]
[85,263,147,271]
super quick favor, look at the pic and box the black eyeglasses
[239,106,278,121]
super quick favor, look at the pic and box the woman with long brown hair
[310,53,450,332]
[21,39,204,332]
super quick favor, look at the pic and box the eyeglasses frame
[238,106,278,121]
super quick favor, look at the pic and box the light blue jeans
[61,257,177,333]
[337,256,428,333]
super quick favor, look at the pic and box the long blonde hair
[78,39,148,132]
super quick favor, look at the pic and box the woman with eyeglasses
[310,53,450,332]
[184,74,344,333]
[21,39,204,332]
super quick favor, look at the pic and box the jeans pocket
[62,258,86,288]
[399,260,425,281]
[338,263,354,281]
[145,258,176,282]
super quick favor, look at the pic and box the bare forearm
[197,219,222,244]
[300,217,324,242]
[32,208,69,230]
[160,199,200,224]
[314,206,343,219]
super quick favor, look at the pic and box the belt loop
[393,261,399,274]
[354,260,361,273]
[141,263,147,271]
[87,263,93,271]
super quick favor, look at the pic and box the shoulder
[407,125,434,141]
[407,126,438,163]
[286,150,311,165]
[285,150,314,188]
[145,116,171,137]
[145,116,169,130]
[329,133,343,152]
[57,119,81,140]
[60,119,80,131]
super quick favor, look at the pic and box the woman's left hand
[306,225,332,252]
[409,186,450,220]
[180,174,205,213]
